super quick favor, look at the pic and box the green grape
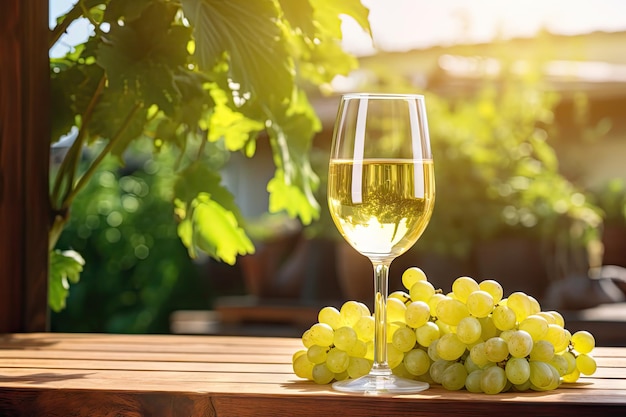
[576,353,597,375]
[292,349,307,362]
[530,340,555,362]
[529,361,558,391]
[464,354,481,374]
[561,350,577,374]
[428,339,441,361]
[456,316,482,345]
[536,311,557,325]
[326,347,350,373]
[404,348,431,376]
[354,315,374,342]
[484,337,509,363]
[415,321,440,348]
[549,354,569,376]
[402,266,427,290]
[307,344,329,364]
[469,342,490,367]
[347,357,372,379]
[387,297,408,323]
[562,367,580,383]
[479,279,503,304]
[505,357,531,385]
[513,379,531,392]
[441,362,468,391]
[389,290,411,305]
[334,370,349,381]
[466,290,495,318]
[452,276,479,302]
[312,363,335,384]
[480,365,507,394]
[429,359,453,384]
[392,362,414,379]
[392,325,418,352]
[364,340,374,361]
[436,298,469,326]
[301,329,315,349]
[544,324,569,353]
[318,306,342,330]
[387,321,402,343]
[436,319,452,335]
[387,343,404,369]
[293,353,315,380]
[519,314,549,341]
[405,301,431,329]
[427,293,448,318]
[340,300,365,327]
[492,304,517,331]
[571,330,595,354]
[479,316,498,341]
[333,326,358,352]
[346,339,367,358]
[507,329,533,358]
[507,292,532,322]
[410,280,436,303]
[465,369,484,393]
[436,333,467,361]
[307,323,334,347]
[547,310,565,328]
[499,329,515,342]
[528,295,541,315]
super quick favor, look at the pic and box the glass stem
[371,260,391,376]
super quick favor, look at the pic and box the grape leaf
[48,250,85,312]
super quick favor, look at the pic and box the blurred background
[50,0,626,343]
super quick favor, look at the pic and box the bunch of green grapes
[292,267,598,394]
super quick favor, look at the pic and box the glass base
[332,373,429,395]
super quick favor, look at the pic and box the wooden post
[0,0,50,332]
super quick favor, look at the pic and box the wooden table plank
[0,333,625,417]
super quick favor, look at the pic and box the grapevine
[292,267,598,393]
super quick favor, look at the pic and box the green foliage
[48,250,85,312]
[48,0,371,311]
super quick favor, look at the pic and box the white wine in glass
[327,93,435,394]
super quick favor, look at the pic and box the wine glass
[327,93,435,394]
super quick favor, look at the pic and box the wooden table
[0,333,624,416]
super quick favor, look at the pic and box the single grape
[464,354,481,374]
[307,323,334,347]
[392,362,414,379]
[499,329,515,342]
[452,276,479,302]
[312,363,335,384]
[465,369,484,393]
[340,300,365,327]
[347,357,372,379]
[505,357,531,385]
[404,348,431,376]
[292,349,307,362]
[571,330,595,354]
[427,339,441,361]
[387,297,408,324]
[307,344,329,364]
[529,361,559,391]
[549,353,569,376]
[436,333,467,361]
[562,367,580,383]
[466,290,495,318]
[519,314,549,341]
[492,304,517,331]
[479,316,498,341]
[318,306,342,330]
[527,295,541,315]
[392,325,418,353]
[389,290,412,305]
[405,301,431,329]
[441,362,468,391]
[387,343,405,369]
[354,315,375,342]
[333,326,358,352]
[346,339,367,358]
[415,321,440,348]
[478,279,503,303]
[326,347,350,373]
[507,292,532,322]
[576,353,597,375]
[334,370,349,381]
[402,266,427,290]
[536,311,557,325]
[484,337,509,363]
[480,365,507,394]
[513,379,532,392]
[530,340,555,362]
[456,316,482,345]
[470,342,490,367]
[544,324,569,353]
[507,329,533,358]
[561,350,577,374]
[293,353,315,380]
[547,310,565,328]
[410,280,436,303]
[436,298,469,326]
[301,329,314,349]
[427,293,448,318]
[429,359,453,384]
